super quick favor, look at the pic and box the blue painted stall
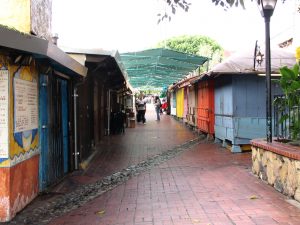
[39,75,70,191]
[214,74,282,152]
[207,49,296,152]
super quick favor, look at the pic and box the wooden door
[197,80,215,134]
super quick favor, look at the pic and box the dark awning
[64,48,132,92]
[0,26,87,77]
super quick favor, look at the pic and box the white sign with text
[14,78,38,133]
[0,69,9,158]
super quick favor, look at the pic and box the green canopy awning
[120,48,208,88]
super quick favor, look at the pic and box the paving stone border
[6,135,205,225]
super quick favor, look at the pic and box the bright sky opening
[52,0,299,53]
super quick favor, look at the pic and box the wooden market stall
[176,87,184,119]
[183,87,188,123]
[205,48,295,152]
[170,90,177,116]
[177,75,199,127]
[196,80,215,136]
[186,84,197,127]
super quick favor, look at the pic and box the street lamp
[257,0,277,143]
[256,48,264,66]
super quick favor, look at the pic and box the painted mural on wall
[11,66,39,166]
[0,67,9,164]
[0,57,39,167]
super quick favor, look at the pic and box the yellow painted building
[0,0,52,40]
[0,0,31,33]
[176,88,184,118]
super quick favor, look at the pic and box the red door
[197,80,215,135]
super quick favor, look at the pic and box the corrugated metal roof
[209,48,296,75]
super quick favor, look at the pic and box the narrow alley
[6,104,300,225]
[1,1,300,225]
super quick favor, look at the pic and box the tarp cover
[210,47,296,75]
[120,48,208,88]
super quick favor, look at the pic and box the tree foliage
[157,0,246,23]
[211,0,245,10]
[157,0,191,23]
[157,35,222,55]
[157,35,223,71]
[211,0,284,10]
[158,0,289,21]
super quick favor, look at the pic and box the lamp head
[257,0,278,18]
[256,50,264,66]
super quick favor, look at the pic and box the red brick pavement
[47,104,300,225]
[52,104,198,192]
[11,104,197,223]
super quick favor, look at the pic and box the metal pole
[73,87,79,169]
[265,16,272,142]
[107,89,111,135]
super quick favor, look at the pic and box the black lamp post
[257,0,277,143]
[256,48,264,67]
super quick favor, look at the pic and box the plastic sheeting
[121,48,208,88]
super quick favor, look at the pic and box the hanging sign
[0,69,9,158]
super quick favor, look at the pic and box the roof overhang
[209,48,296,75]
[191,48,296,83]
[65,48,132,93]
[168,74,200,90]
[0,26,87,77]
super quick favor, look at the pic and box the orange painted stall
[196,80,215,135]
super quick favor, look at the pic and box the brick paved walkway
[45,104,300,225]
[7,104,199,224]
[51,104,198,193]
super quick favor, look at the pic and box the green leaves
[278,114,289,125]
[157,0,191,24]
[158,0,288,23]
[156,35,223,72]
[211,0,245,10]
[279,64,300,96]
[157,35,223,55]
[275,63,300,140]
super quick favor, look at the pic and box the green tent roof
[120,48,208,88]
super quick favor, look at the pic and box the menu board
[14,78,38,132]
[0,69,9,158]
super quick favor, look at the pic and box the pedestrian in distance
[154,96,161,121]
[161,98,167,113]
[135,95,147,124]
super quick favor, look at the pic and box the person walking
[136,96,147,124]
[154,96,161,121]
